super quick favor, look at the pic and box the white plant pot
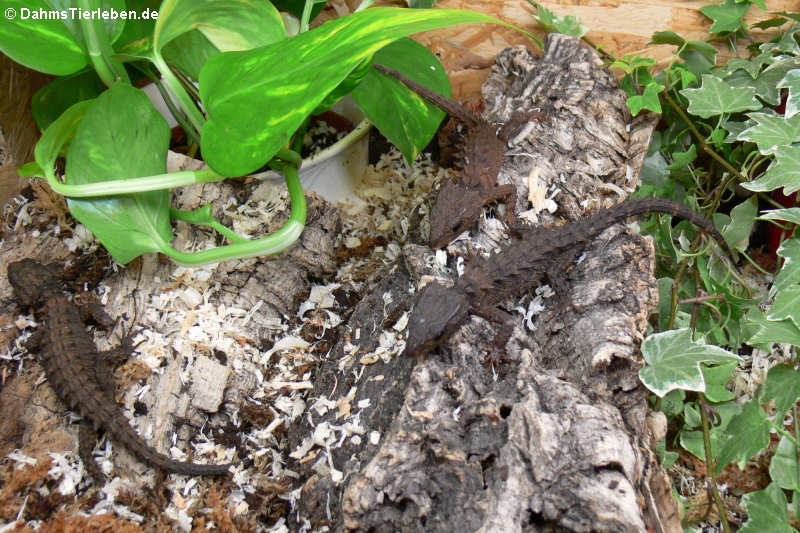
[145,84,371,204]
[251,97,370,204]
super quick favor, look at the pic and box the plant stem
[78,0,130,86]
[699,395,731,533]
[151,53,205,136]
[661,90,746,185]
[299,0,314,32]
[155,149,307,265]
[794,404,800,522]
[44,168,226,197]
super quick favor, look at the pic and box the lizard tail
[587,197,729,254]
[107,418,232,476]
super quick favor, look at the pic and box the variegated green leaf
[154,0,285,54]
[0,0,87,75]
[200,7,520,176]
[352,38,448,163]
[65,83,173,264]
[0,0,128,76]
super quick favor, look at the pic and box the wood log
[289,35,680,532]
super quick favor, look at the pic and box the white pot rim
[249,117,372,180]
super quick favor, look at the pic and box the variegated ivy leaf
[760,207,800,225]
[720,53,774,79]
[742,145,800,194]
[700,0,751,34]
[778,69,800,118]
[768,285,800,329]
[725,58,795,107]
[639,328,741,397]
[737,113,800,155]
[680,74,761,119]
[772,238,800,298]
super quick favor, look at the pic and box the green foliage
[527,1,584,38]
[0,0,532,265]
[351,38,448,164]
[538,1,800,528]
[639,329,740,397]
[199,7,507,176]
[739,483,799,533]
[65,84,173,264]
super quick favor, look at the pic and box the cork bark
[289,35,679,533]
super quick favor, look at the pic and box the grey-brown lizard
[403,197,729,357]
[374,63,536,249]
[8,259,232,477]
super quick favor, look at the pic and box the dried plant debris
[0,133,448,530]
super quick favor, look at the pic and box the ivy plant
[532,1,800,531]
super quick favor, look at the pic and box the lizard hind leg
[78,419,106,484]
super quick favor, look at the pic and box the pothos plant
[0,0,533,265]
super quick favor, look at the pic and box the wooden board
[325,0,794,100]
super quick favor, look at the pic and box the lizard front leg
[471,304,516,371]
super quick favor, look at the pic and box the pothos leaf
[200,7,519,176]
[65,83,173,264]
[680,74,761,118]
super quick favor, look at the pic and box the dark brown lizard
[374,63,535,249]
[403,197,730,357]
[8,259,232,477]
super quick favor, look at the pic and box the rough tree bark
[288,35,679,533]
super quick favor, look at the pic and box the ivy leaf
[679,401,741,462]
[767,284,800,328]
[720,52,773,79]
[680,74,761,118]
[715,398,770,471]
[737,114,800,155]
[702,361,738,402]
[773,238,800,298]
[666,144,697,170]
[743,146,800,195]
[770,437,800,492]
[738,483,798,533]
[752,17,788,30]
[627,82,664,115]
[725,59,796,106]
[722,197,757,253]
[760,207,800,225]
[700,0,750,34]
[772,25,800,55]
[778,69,800,118]
[745,309,800,346]
[761,364,800,427]
[649,31,718,65]
[639,328,741,397]
[528,1,585,37]
[609,54,655,75]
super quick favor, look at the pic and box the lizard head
[404,281,470,357]
[7,259,61,306]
